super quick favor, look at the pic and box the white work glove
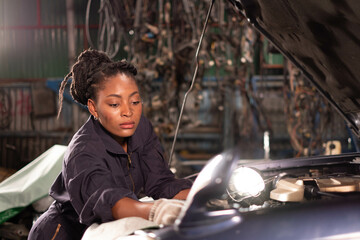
[148,198,185,225]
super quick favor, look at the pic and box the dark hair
[57,49,137,118]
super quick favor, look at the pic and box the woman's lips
[120,122,135,129]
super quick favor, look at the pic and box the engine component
[270,178,304,202]
[316,177,360,193]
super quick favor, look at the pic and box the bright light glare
[230,167,265,197]
[187,154,223,199]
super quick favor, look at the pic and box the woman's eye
[131,101,141,105]
[109,103,119,107]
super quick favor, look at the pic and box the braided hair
[57,49,137,118]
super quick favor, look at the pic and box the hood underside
[228,0,360,137]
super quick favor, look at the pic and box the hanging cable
[168,0,215,166]
[85,0,95,49]
[85,0,123,58]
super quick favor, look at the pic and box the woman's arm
[111,188,190,220]
[173,189,190,200]
[112,197,152,219]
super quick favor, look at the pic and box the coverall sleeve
[63,144,137,226]
[139,120,193,199]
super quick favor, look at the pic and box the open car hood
[228,0,360,138]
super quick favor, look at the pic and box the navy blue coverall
[29,115,192,240]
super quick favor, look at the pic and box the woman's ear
[87,99,98,119]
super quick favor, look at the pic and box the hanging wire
[86,0,122,58]
[168,0,215,166]
[86,0,95,49]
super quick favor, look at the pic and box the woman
[29,49,192,239]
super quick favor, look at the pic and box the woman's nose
[121,103,132,117]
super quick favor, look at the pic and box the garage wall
[0,82,89,169]
[0,0,99,79]
[0,0,95,169]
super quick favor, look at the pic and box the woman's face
[88,73,142,142]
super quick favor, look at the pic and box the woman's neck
[121,141,127,153]
[113,136,128,153]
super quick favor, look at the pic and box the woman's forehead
[100,73,139,96]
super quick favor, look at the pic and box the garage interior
[0,0,359,239]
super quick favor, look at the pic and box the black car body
[129,1,360,239]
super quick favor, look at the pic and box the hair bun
[78,49,112,77]
[109,61,137,76]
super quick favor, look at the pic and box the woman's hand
[112,188,190,225]
[148,198,185,225]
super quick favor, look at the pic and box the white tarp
[0,145,66,221]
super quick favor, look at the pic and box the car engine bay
[206,155,360,214]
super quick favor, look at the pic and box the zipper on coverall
[127,152,135,192]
